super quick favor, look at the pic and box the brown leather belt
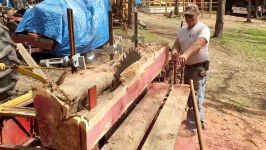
[185,60,209,68]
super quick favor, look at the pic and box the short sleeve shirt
[177,21,210,65]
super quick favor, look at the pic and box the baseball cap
[184,4,199,15]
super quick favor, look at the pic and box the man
[171,3,210,132]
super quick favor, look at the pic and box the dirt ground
[138,13,266,149]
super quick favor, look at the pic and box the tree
[213,0,225,37]
[247,0,252,22]
[175,0,180,16]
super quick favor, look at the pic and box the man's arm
[178,37,207,66]
[171,38,180,57]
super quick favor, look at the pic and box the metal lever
[67,8,77,73]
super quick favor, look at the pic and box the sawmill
[0,0,207,149]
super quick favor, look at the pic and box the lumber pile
[33,43,169,149]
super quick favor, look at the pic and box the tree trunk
[213,0,225,38]
[175,0,180,15]
[128,0,133,27]
[255,0,259,18]
[247,0,252,22]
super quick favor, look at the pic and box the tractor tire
[0,23,21,102]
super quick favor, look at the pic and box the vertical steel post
[179,66,184,84]
[108,11,114,60]
[134,11,138,48]
[173,59,177,84]
[67,8,77,73]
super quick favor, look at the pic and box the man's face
[185,14,198,29]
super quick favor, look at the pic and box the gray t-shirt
[177,21,210,65]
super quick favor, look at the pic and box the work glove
[0,63,6,70]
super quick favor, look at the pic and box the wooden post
[165,0,168,14]
[209,0,212,17]
[190,80,205,150]
[201,0,204,17]
[183,0,185,13]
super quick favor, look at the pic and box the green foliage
[212,28,266,64]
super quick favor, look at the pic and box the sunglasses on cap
[184,14,194,18]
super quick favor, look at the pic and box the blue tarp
[1,0,14,7]
[135,0,142,5]
[16,0,110,56]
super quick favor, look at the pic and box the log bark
[33,43,169,149]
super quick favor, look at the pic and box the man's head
[184,4,199,29]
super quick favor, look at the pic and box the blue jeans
[184,67,207,129]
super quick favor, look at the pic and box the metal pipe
[67,8,77,73]
[179,66,184,84]
[173,59,177,84]
[189,79,205,150]
[108,11,114,60]
[134,11,138,47]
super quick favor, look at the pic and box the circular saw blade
[111,48,141,91]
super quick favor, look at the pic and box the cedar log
[33,43,169,149]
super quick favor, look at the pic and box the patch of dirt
[139,13,266,149]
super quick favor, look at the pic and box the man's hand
[178,54,188,66]
[171,49,178,60]
[0,63,6,70]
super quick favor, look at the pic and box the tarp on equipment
[16,0,110,56]
[135,0,142,5]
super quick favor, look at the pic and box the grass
[139,29,161,43]
[114,28,166,43]
[212,27,266,64]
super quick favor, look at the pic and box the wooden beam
[16,43,47,79]
[0,107,36,118]
[142,84,190,149]
[102,83,170,150]
[0,91,32,108]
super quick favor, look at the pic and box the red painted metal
[88,85,97,111]
[10,33,55,51]
[7,16,22,22]
[0,117,33,145]
[84,47,169,149]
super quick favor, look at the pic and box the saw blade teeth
[111,48,142,91]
